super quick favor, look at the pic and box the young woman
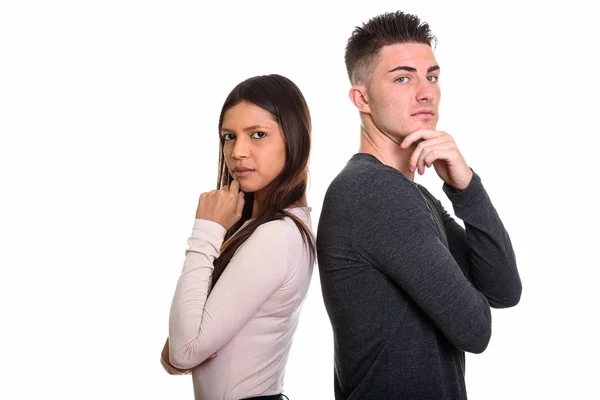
[161,74,315,400]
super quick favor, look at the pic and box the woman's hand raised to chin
[195,180,245,230]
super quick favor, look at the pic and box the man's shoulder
[326,154,415,193]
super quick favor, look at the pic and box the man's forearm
[444,172,522,308]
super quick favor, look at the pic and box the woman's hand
[195,180,245,230]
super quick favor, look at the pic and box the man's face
[364,43,441,140]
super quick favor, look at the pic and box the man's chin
[414,120,437,131]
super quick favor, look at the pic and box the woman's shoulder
[255,207,311,235]
[285,206,312,224]
[250,207,313,251]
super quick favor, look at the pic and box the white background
[1,0,599,399]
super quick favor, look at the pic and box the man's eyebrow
[388,65,417,73]
[387,65,440,73]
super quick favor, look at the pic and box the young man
[316,11,522,399]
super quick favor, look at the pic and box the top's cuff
[442,169,485,209]
[192,219,227,240]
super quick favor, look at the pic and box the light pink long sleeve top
[168,207,314,400]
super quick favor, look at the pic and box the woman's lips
[234,168,255,178]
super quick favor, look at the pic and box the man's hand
[195,180,245,230]
[401,129,473,190]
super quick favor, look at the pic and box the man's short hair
[345,11,437,85]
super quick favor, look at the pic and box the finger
[417,146,447,174]
[229,180,240,194]
[422,148,455,172]
[409,136,453,172]
[235,191,245,217]
[401,129,445,149]
[416,142,455,174]
[199,353,217,365]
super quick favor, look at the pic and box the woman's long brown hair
[211,74,315,287]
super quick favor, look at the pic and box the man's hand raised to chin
[401,129,473,191]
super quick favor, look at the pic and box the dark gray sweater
[316,153,521,400]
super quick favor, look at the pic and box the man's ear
[349,84,371,114]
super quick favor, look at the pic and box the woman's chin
[239,182,270,196]
[238,183,257,194]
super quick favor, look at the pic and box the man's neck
[358,124,416,181]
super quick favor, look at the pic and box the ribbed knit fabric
[317,154,521,399]
[169,207,314,400]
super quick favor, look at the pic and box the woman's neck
[251,192,307,218]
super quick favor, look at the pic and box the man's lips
[411,110,435,119]
[411,110,434,116]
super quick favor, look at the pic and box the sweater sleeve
[441,172,522,308]
[353,169,491,354]
[168,219,289,370]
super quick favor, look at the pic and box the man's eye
[251,131,267,139]
[428,76,439,83]
[396,76,409,83]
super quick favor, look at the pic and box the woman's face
[221,101,286,195]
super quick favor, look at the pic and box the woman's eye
[223,133,235,141]
[251,131,267,139]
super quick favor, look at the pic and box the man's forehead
[376,43,437,69]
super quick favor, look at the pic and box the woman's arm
[160,337,191,375]
[168,219,290,370]
[160,337,216,375]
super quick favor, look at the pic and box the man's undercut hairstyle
[345,11,437,85]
